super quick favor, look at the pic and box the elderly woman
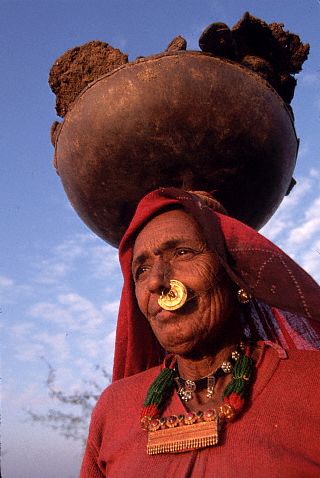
[48,12,317,477]
[80,188,320,478]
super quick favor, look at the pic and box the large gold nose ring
[158,279,188,311]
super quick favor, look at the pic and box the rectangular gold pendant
[147,419,219,455]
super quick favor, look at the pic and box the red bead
[184,412,197,424]
[218,403,236,421]
[226,393,244,412]
[140,416,151,430]
[166,415,179,428]
[149,418,161,431]
[203,409,216,422]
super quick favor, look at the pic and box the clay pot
[54,51,298,247]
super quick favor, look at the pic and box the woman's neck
[176,317,243,380]
[176,342,238,380]
[175,323,244,411]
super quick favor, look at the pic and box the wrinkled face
[132,209,236,356]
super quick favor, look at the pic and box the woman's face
[132,209,237,356]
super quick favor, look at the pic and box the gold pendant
[147,417,219,455]
[158,279,188,311]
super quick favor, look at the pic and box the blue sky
[2,1,320,477]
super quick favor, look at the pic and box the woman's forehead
[133,209,204,255]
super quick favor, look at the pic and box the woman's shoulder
[94,365,161,412]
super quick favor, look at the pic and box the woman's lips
[151,294,197,321]
[155,309,176,321]
[150,304,177,321]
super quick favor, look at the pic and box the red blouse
[80,344,320,477]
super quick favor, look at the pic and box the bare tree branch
[25,358,111,444]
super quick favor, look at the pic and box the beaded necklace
[175,346,241,401]
[140,344,254,454]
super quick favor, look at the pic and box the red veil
[113,188,320,381]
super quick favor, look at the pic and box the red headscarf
[113,188,320,381]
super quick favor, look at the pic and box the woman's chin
[158,335,200,357]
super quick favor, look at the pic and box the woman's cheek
[135,284,149,317]
[180,259,218,288]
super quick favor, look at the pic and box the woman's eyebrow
[158,239,185,251]
[132,239,187,270]
[132,253,148,272]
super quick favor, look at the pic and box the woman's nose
[147,259,171,294]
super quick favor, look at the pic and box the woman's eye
[175,248,193,257]
[135,265,149,280]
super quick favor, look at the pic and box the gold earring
[237,288,251,304]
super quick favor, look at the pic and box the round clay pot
[54,51,298,247]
